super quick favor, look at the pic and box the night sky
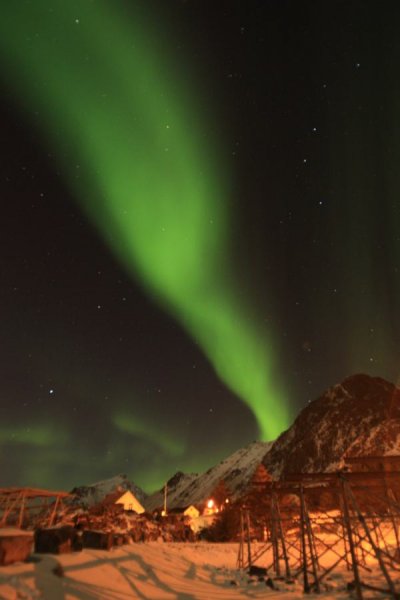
[1,0,399,493]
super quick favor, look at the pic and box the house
[202,480,232,515]
[164,505,200,519]
[102,489,145,514]
[183,505,200,519]
[115,490,145,514]
[203,499,218,516]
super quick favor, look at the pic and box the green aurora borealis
[0,0,288,488]
[1,1,400,492]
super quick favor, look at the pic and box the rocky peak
[71,473,146,508]
[264,373,400,478]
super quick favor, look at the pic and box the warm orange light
[225,498,229,503]
[207,499,214,509]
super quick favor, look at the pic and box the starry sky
[1,0,399,493]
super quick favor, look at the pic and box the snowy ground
[0,541,397,599]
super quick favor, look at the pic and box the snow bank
[0,541,395,599]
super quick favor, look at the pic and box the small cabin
[202,498,230,516]
[164,505,200,519]
[115,490,145,514]
[183,505,200,519]
[102,489,145,514]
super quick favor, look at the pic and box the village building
[102,489,145,514]
[182,505,200,519]
[202,479,232,516]
[202,499,218,516]
[115,490,145,513]
[163,505,200,519]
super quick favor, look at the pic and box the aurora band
[0,0,289,439]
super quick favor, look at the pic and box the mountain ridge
[263,373,400,477]
[71,374,400,511]
[144,440,273,511]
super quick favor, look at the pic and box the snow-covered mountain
[145,441,272,511]
[71,374,400,512]
[71,474,146,508]
[146,374,400,510]
[263,373,400,477]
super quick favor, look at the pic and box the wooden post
[163,483,168,516]
[275,492,291,578]
[270,495,280,575]
[302,488,320,593]
[237,509,244,569]
[299,485,310,593]
[18,492,26,529]
[340,477,363,600]
[48,495,60,527]
[345,479,398,599]
[246,510,252,569]
[339,491,351,571]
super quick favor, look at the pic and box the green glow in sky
[0,1,289,440]
[113,412,185,458]
[0,425,66,447]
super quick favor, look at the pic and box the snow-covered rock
[71,474,146,508]
[145,441,272,511]
[72,374,400,514]
[263,373,400,477]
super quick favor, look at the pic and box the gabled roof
[101,489,145,513]
[115,489,145,514]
